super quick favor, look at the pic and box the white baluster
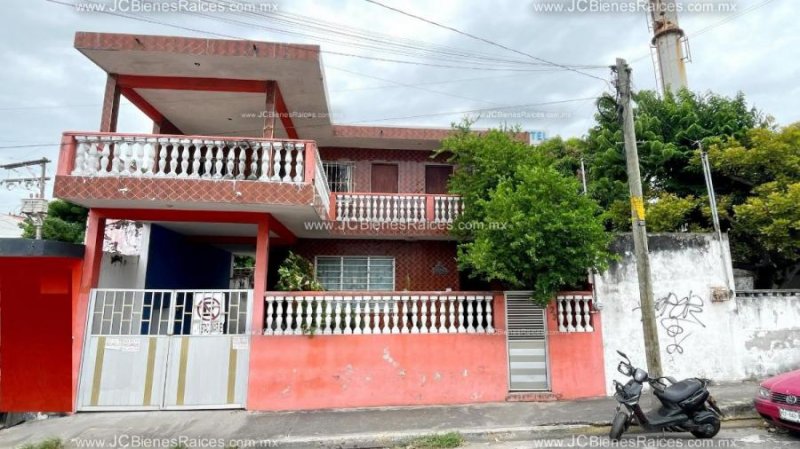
[201,142,212,179]
[168,139,179,176]
[224,144,235,179]
[259,142,271,181]
[411,296,419,334]
[271,142,283,181]
[293,143,304,182]
[285,298,295,335]
[110,137,123,175]
[248,142,260,180]
[391,296,400,334]
[265,297,274,335]
[343,297,353,334]
[485,296,494,333]
[358,196,366,221]
[99,140,111,176]
[419,296,428,334]
[475,297,485,333]
[187,139,200,178]
[133,138,145,176]
[235,143,247,180]
[354,300,363,335]
[301,296,311,334]
[457,296,468,333]
[381,297,391,334]
[274,298,284,335]
[363,297,372,335]
[323,296,333,335]
[448,296,457,333]
[156,138,168,176]
[71,136,87,175]
[313,296,322,334]
[428,296,438,334]
[336,194,344,220]
[373,297,382,334]
[144,138,156,176]
[566,297,576,332]
[465,296,474,333]
[175,139,191,178]
[213,142,224,179]
[86,136,101,175]
[438,296,449,333]
[333,296,343,335]
[281,143,293,182]
[557,297,567,332]
[434,197,441,222]
[583,297,595,332]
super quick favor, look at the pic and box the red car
[755,369,800,434]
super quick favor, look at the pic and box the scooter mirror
[616,350,628,359]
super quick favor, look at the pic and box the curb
[275,403,759,448]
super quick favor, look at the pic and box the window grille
[315,256,394,291]
[323,162,354,192]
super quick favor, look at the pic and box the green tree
[706,124,800,285]
[583,89,766,232]
[436,122,612,304]
[21,199,88,243]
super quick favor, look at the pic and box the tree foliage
[21,199,88,244]
[436,121,612,304]
[276,251,323,291]
[706,124,800,283]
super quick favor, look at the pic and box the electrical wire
[363,0,609,83]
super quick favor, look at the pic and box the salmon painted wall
[0,257,82,412]
[247,293,507,411]
[545,294,606,399]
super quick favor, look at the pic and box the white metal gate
[505,292,550,391]
[77,289,252,411]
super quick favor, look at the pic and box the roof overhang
[75,32,479,150]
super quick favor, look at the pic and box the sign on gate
[191,292,226,335]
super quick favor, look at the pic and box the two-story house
[50,32,605,412]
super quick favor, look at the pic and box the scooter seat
[655,378,703,403]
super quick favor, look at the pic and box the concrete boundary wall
[596,233,800,394]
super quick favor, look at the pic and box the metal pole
[700,143,733,295]
[616,58,663,378]
[39,160,47,199]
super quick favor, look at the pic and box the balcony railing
[264,292,495,335]
[333,193,464,224]
[59,132,319,183]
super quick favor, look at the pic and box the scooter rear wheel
[609,412,627,441]
[690,417,721,439]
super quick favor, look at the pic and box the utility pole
[615,58,662,378]
[699,142,733,296]
[1,158,51,239]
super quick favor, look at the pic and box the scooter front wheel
[609,411,628,441]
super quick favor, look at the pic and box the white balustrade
[556,294,594,332]
[263,293,495,335]
[433,196,464,223]
[335,194,427,222]
[69,134,311,183]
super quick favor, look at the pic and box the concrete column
[252,217,271,334]
[99,74,120,133]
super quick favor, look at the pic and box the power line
[45,0,596,73]
[363,0,609,83]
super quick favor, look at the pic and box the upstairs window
[315,256,394,291]
[323,162,354,192]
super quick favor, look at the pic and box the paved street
[462,426,800,449]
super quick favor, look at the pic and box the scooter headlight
[758,386,771,399]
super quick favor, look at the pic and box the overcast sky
[0,0,797,214]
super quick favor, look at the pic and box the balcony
[54,131,331,223]
[54,131,465,238]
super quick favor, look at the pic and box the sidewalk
[0,382,759,448]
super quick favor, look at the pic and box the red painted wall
[545,295,606,400]
[292,239,460,291]
[0,257,82,412]
[318,147,452,194]
[247,294,507,411]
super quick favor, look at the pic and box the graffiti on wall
[655,291,706,355]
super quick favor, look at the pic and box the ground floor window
[315,256,394,291]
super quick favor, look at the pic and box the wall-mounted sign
[191,292,226,335]
[529,130,547,146]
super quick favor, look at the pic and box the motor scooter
[610,350,723,441]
